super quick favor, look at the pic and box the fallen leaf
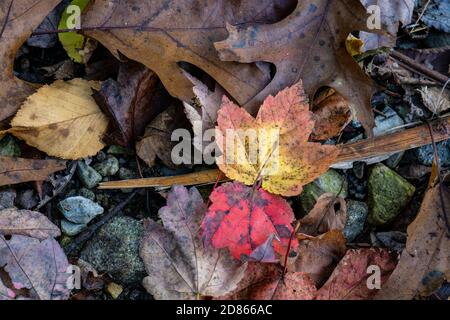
[315,248,398,300]
[289,230,347,288]
[375,184,450,299]
[215,0,379,135]
[136,103,191,168]
[300,193,347,236]
[0,278,15,300]
[183,73,227,151]
[0,0,61,122]
[202,182,298,261]
[0,209,70,300]
[4,79,109,160]
[81,0,295,111]
[94,58,168,147]
[0,236,70,300]
[360,0,415,49]
[140,185,246,300]
[0,208,60,240]
[312,89,351,141]
[220,263,317,300]
[0,156,66,187]
[58,0,92,63]
[216,82,339,197]
[417,86,450,114]
[345,34,364,57]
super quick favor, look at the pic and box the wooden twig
[98,116,450,190]
[390,50,449,85]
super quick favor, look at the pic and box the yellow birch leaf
[6,79,108,160]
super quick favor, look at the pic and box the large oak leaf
[215,0,378,135]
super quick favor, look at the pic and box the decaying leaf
[289,230,347,288]
[4,79,108,160]
[216,82,339,197]
[0,208,60,240]
[215,0,379,135]
[221,263,317,300]
[417,86,450,114]
[94,58,168,147]
[0,210,70,300]
[375,185,450,299]
[202,182,298,261]
[312,89,351,141]
[315,248,398,300]
[81,0,296,111]
[136,103,191,168]
[300,193,347,237]
[0,0,61,122]
[360,0,415,49]
[0,156,66,187]
[183,73,227,150]
[140,185,246,300]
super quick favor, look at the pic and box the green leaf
[58,0,91,63]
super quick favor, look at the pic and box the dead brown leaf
[136,103,191,168]
[300,193,347,236]
[0,208,60,240]
[375,185,450,299]
[0,0,61,122]
[82,0,295,111]
[289,230,347,288]
[93,58,169,147]
[315,248,398,300]
[215,0,379,136]
[0,156,66,187]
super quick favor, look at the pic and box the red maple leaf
[202,181,298,261]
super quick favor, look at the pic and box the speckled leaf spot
[216,81,339,196]
[202,182,298,261]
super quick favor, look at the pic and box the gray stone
[77,161,102,189]
[61,219,86,236]
[368,164,416,225]
[93,156,119,177]
[415,139,450,167]
[118,168,137,180]
[0,135,21,157]
[107,145,129,155]
[57,196,104,224]
[372,231,406,252]
[373,107,404,137]
[0,189,16,210]
[343,200,368,242]
[80,217,145,285]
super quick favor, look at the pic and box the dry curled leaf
[0,156,66,187]
[312,89,351,141]
[0,0,61,122]
[315,248,398,300]
[202,182,298,262]
[136,103,191,168]
[140,185,246,300]
[376,185,450,299]
[215,0,379,135]
[0,208,60,240]
[290,230,347,288]
[3,79,109,160]
[220,263,317,300]
[82,0,296,111]
[93,58,168,147]
[300,193,347,237]
[216,82,339,197]
[360,0,415,49]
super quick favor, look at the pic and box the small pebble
[61,219,87,236]
[106,282,123,299]
[0,189,16,210]
[0,135,21,157]
[77,161,102,189]
[93,156,120,177]
[58,196,104,224]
